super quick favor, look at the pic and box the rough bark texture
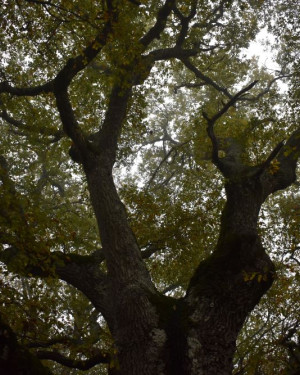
[73,137,296,375]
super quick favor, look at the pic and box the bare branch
[181,58,232,98]
[269,128,300,193]
[255,140,285,176]
[192,0,228,32]
[239,74,293,102]
[142,129,180,147]
[146,141,189,188]
[207,80,258,124]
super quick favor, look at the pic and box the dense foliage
[0,0,299,374]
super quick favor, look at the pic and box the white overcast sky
[246,28,280,72]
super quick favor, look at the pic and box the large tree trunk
[83,157,277,374]
[78,125,300,374]
[179,175,275,375]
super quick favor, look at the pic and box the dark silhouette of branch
[140,0,176,47]
[27,336,72,349]
[146,141,189,188]
[181,58,233,98]
[127,0,141,5]
[36,350,109,370]
[173,0,198,47]
[0,315,52,374]
[162,283,181,294]
[174,81,206,93]
[141,243,165,258]
[239,74,294,102]
[0,109,64,143]
[202,80,258,171]
[192,0,228,31]
[0,8,115,97]
[255,140,285,176]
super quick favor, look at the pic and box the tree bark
[79,155,277,375]
[80,128,300,374]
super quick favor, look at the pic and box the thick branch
[36,349,109,370]
[0,155,28,228]
[0,246,111,321]
[140,0,176,47]
[255,140,285,177]
[147,47,200,61]
[210,80,258,123]
[162,283,181,294]
[173,0,198,47]
[0,80,54,96]
[141,242,165,259]
[54,89,87,155]
[48,254,110,319]
[96,85,132,168]
[52,26,113,91]
[27,336,73,349]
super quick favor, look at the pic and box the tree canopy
[0,0,299,374]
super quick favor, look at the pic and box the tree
[0,0,299,374]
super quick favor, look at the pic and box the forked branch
[202,81,258,172]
